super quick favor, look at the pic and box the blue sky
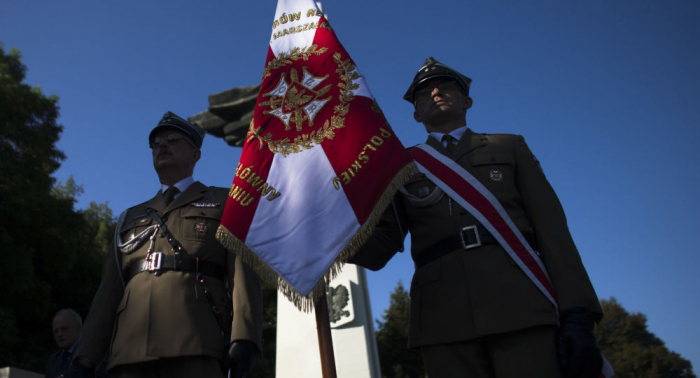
[2,0,699,372]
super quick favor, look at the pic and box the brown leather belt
[129,253,226,282]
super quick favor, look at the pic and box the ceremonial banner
[217,0,416,309]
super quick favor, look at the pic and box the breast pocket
[471,152,516,193]
[402,174,444,208]
[120,214,155,242]
[180,207,221,244]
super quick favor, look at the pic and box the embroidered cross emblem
[489,169,503,182]
[194,221,208,235]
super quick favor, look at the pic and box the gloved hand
[557,307,603,378]
[228,340,259,378]
[65,358,95,378]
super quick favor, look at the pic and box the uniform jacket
[74,182,263,369]
[351,129,601,348]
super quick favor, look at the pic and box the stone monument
[275,265,381,378]
[188,84,260,147]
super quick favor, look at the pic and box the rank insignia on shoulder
[190,202,221,208]
[489,169,503,182]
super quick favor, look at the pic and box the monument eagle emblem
[327,284,350,324]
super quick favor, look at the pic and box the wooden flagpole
[315,292,338,378]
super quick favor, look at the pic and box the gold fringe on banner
[216,161,418,312]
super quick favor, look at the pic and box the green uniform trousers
[108,356,224,378]
[421,325,563,378]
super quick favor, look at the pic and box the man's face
[151,129,201,182]
[412,77,472,126]
[52,312,80,350]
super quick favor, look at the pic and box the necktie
[163,186,180,206]
[443,134,458,156]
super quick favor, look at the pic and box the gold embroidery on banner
[317,21,333,32]
[230,163,282,203]
[248,51,361,157]
[262,45,328,79]
[272,10,328,31]
[259,67,332,132]
[332,128,393,190]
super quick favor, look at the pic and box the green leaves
[596,297,696,378]
[0,43,115,373]
[375,281,425,378]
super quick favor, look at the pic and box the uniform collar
[160,176,195,197]
[426,127,486,160]
[429,125,468,146]
[148,179,207,214]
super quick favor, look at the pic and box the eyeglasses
[149,134,195,149]
[414,81,461,101]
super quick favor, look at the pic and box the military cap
[403,57,472,103]
[149,111,206,149]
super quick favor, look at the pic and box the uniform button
[159,233,165,238]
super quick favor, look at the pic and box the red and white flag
[217,0,416,309]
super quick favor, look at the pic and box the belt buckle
[147,252,163,271]
[460,225,481,250]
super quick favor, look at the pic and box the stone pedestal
[275,265,381,377]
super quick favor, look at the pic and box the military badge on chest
[489,168,503,182]
[194,220,208,236]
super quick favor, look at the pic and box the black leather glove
[557,307,603,378]
[228,340,259,378]
[65,358,95,378]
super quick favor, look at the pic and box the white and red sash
[409,144,614,378]
[409,144,558,308]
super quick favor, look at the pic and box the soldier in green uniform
[71,112,263,378]
[350,58,603,378]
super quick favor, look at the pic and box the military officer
[71,112,263,378]
[350,58,603,378]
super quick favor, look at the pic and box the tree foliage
[375,281,426,378]
[0,44,115,372]
[595,297,696,378]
